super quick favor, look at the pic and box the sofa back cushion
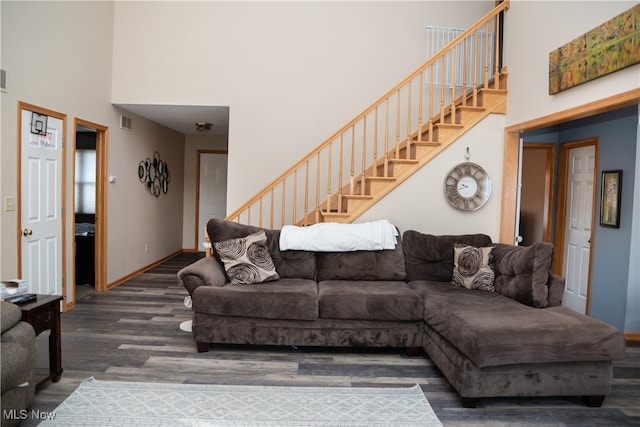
[491,242,554,308]
[316,232,406,281]
[207,219,316,280]
[402,230,492,282]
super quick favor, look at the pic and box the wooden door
[19,107,65,296]
[560,143,596,314]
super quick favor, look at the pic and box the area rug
[40,377,442,426]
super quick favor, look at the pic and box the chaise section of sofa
[404,231,626,407]
[178,219,423,353]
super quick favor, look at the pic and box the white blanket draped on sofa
[279,220,398,252]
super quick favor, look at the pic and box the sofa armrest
[547,273,565,307]
[177,257,227,296]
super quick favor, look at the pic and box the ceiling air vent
[120,114,132,130]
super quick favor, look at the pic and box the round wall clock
[443,162,492,211]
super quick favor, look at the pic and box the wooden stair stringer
[321,87,507,223]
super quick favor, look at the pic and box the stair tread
[459,105,485,111]
[434,122,464,129]
[343,194,373,199]
[363,176,396,181]
[389,158,419,164]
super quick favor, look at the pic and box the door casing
[72,118,108,300]
[17,101,67,307]
[554,138,598,314]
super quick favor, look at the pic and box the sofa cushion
[451,244,495,292]
[207,219,316,280]
[402,230,492,282]
[192,278,318,320]
[318,280,423,321]
[214,230,279,285]
[491,242,553,308]
[316,232,406,281]
[410,280,626,368]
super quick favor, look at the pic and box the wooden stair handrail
[226,1,509,226]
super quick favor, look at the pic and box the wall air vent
[0,69,6,92]
[120,114,132,130]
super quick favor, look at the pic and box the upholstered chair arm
[1,322,36,393]
[1,301,22,333]
[547,273,565,307]
[177,257,228,296]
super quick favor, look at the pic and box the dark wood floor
[25,252,640,426]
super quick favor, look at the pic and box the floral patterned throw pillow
[451,244,495,292]
[214,230,279,285]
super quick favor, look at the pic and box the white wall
[359,114,505,240]
[110,1,495,215]
[504,0,639,126]
[0,2,185,294]
[1,1,116,290]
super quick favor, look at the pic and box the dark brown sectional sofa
[177,219,626,407]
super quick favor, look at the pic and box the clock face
[443,162,492,211]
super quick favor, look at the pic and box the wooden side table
[19,294,64,388]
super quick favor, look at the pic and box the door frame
[521,142,556,244]
[16,101,67,306]
[554,138,598,313]
[72,118,108,300]
[501,88,639,244]
[194,149,228,252]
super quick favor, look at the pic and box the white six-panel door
[20,109,63,295]
[562,145,595,314]
[197,152,228,251]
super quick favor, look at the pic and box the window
[75,149,96,214]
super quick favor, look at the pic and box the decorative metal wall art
[138,151,171,197]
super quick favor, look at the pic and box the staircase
[226,1,509,229]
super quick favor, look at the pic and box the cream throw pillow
[214,230,279,285]
[451,244,495,292]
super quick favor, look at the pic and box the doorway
[519,143,555,246]
[18,103,66,304]
[196,150,228,251]
[73,118,107,304]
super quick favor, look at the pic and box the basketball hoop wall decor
[31,112,48,135]
[138,151,171,198]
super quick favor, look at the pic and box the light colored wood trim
[554,138,598,315]
[554,146,569,276]
[73,118,108,298]
[505,89,640,134]
[16,101,67,310]
[501,88,640,243]
[625,332,640,342]
[105,250,182,290]
[554,139,599,274]
[499,130,520,243]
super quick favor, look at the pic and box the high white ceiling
[114,104,229,136]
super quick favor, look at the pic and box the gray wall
[524,105,639,330]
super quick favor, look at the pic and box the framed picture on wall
[600,170,622,228]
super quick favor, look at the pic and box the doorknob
[22,228,33,236]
